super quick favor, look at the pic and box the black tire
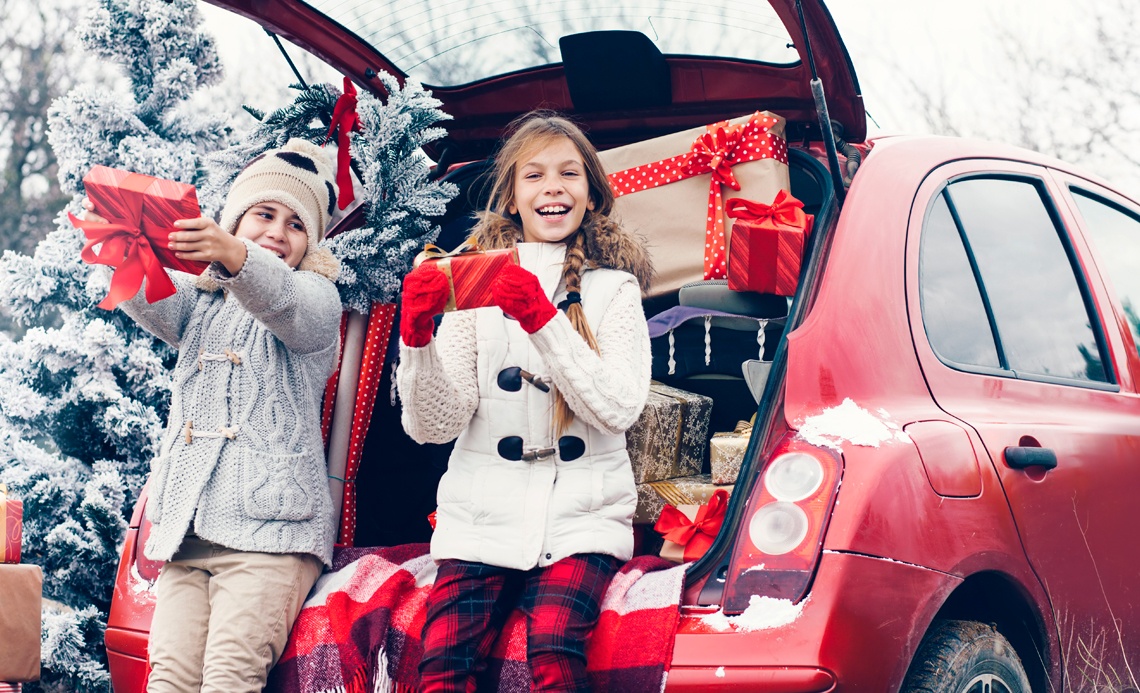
[901,619,1032,693]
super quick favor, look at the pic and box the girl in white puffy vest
[85,139,342,692]
[397,112,654,692]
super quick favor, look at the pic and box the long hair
[480,111,615,435]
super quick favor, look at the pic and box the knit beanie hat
[217,138,340,281]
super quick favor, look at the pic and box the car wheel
[901,619,1031,693]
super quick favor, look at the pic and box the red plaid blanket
[267,544,687,693]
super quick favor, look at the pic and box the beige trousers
[146,535,323,693]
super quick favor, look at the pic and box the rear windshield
[302,0,800,86]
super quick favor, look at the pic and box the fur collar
[469,211,654,291]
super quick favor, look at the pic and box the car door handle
[1003,446,1058,470]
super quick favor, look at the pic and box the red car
[108,1,1140,691]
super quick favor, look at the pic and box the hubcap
[963,673,1015,693]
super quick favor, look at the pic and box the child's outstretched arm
[82,200,199,347]
[396,266,480,444]
[200,235,341,356]
[496,270,651,435]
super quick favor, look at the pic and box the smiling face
[508,136,595,244]
[234,201,309,268]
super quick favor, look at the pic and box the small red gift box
[654,489,730,563]
[413,240,520,312]
[725,191,814,296]
[1,484,22,565]
[70,165,207,310]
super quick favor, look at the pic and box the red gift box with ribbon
[1,484,22,565]
[600,111,790,297]
[654,488,730,563]
[725,190,814,296]
[413,240,519,312]
[69,165,207,310]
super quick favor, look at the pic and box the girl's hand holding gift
[491,263,557,333]
[400,265,452,347]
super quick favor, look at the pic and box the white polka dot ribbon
[607,112,789,281]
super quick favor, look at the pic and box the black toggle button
[497,436,557,462]
[498,436,524,461]
[496,366,551,393]
[557,436,585,461]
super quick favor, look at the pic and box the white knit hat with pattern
[218,138,340,280]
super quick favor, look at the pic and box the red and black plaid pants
[419,553,621,692]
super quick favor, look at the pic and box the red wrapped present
[599,111,790,296]
[413,240,519,312]
[69,165,206,310]
[1,484,21,565]
[654,489,730,563]
[725,191,814,296]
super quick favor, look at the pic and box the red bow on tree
[325,76,364,210]
[654,489,730,562]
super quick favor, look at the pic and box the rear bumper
[666,666,835,692]
[105,627,148,693]
[668,551,958,691]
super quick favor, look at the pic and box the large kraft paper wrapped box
[0,564,42,683]
[634,474,734,525]
[625,382,713,484]
[599,111,790,297]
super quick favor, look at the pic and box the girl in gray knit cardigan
[85,139,342,693]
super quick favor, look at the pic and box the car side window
[919,193,1001,368]
[1070,190,1140,357]
[919,176,1110,384]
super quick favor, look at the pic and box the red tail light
[134,501,163,583]
[721,435,842,613]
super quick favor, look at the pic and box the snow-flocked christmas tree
[0,0,226,688]
[0,0,456,688]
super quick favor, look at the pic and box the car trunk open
[203,0,858,601]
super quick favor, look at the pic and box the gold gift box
[625,382,713,484]
[634,474,733,525]
[710,420,753,485]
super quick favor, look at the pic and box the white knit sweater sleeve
[397,310,480,444]
[529,280,651,435]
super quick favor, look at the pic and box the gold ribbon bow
[413,239,483,312]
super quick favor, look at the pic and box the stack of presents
[0,485,40,692]
[626,383,751,562]
[602,110,812,562]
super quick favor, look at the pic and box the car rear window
[920,177,1111,385]
[302,0,799,86]
[919,193,1001,368]
[1070,190,1140,357]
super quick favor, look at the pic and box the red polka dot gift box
[599,111,790,297]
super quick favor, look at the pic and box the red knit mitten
[491,263,558,334]
[400,265,452,347]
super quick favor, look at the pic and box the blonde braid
[552,229,599,436]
